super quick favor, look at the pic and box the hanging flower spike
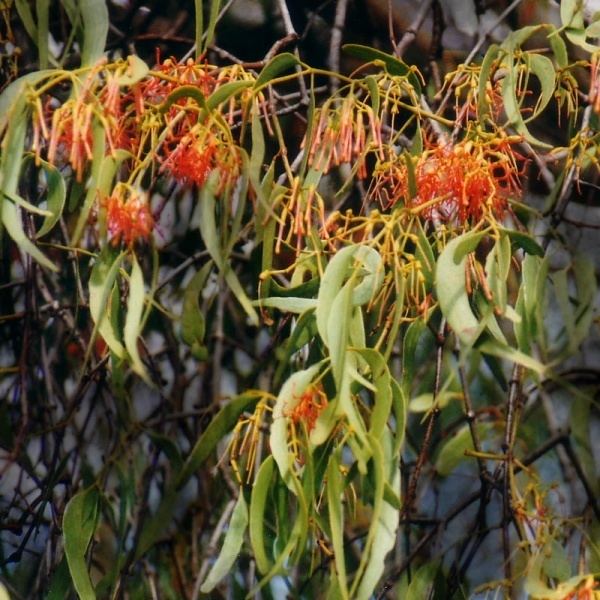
[303,94,381,178]
[104,185,154,247]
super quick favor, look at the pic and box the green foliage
[1,1,599,598]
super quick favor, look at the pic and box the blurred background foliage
[0,1,599,599]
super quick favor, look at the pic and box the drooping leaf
[177,393,261,487]
[200,493,248,593]
[36,160,66,238]
[249,456,275,574]
[207,81,253,111]
[180,261,213,360]
[198,175,259,325]
[36,0,50,68]
[435,232,482,346]
[80,0,109,67]
[270,363,323,487]
[88,248,125,358]
[2,200,58,271]
[63,487,99,600]
[124,254,152,385]
[327,451,349,599]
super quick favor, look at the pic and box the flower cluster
[160,120,242,192]
[103,185,154,246]
[286,385,328,433]
[304,95,383,178]
[371,136,523,224]
[35,56,250,191]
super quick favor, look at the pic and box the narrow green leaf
[0,71,53,136]
[80,0,108,67]
[63,487,99,600]
[478,337,546,376]
[45,556,71,600]
[71,120,106,245]
[316,245,383,347]
[36,0,49,68]
[198,177,259,325]
[249,456,275,574]
[200,493,248,593]
[124,254,152,385]
[501,63,552,149]
[254,53,299,90]
[159,84,208,114]
[327,452,349,599]
[207,81,253,111]
[435,233,482,346]
[194,0,203,59]
[353,432,399,600]
[342,44,421,93]
[15,0,38,43]
[402,318,426,395]
[36,160,66,238]
[148,432,183,471]
[271,364,323,487]
[177,393,260,487]
[181,261,213,360]
[477,44,501,122]
[524,53,556,122]
[3,200,58,271]
[89,249,125,358]
[503,229,544,256]
[255,297,318,313]
[202,0,222,55]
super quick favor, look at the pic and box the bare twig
[393,0,434,59]
[328,0,349,94]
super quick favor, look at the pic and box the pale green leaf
[200,493,248,593]
[63,487,99,600]
[180,261,212,360]
[249,456,274,574]
[80,0,108,67]
[89,249,125,358]
[115,55,149,85]
[327,452,349,599]
[435,233,482,346]
[270,363,323,488]
[36,160,66,238]
[124,254,152,385]
[255,297,318,313]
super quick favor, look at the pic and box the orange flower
[161,125,241,192]
[372,137,523,224]
[286,385,328,433]
[104,186,154,246]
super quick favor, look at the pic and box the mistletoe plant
[0,1,599,598]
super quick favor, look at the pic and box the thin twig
[402,319,446,519]
[393,0,434,59]
[328,0,349,94]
